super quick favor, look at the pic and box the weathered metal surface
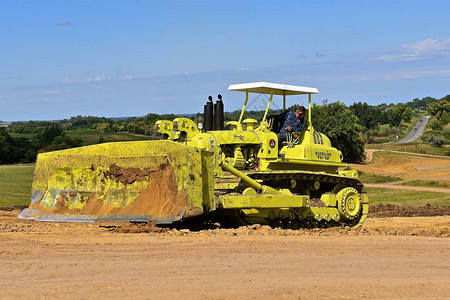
[20,141,214,224]
[218,194,309,209]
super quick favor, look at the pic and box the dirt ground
[1,208,450,299]
[352,149,450,183]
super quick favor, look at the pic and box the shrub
[431,120,443,131]
[429,135,445,147]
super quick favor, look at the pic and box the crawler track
[239,170,369,228]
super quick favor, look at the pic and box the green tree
[96,123,112,133]
[0,128,37,164]
[349,101,383,130]
[427,99,450,121]
[386,104,410,127]
[40,136,83,152]
[311,101,365,163]
[402,106,412,122]
[431,120,443,131]
[35,125,64,146]
[0,128,15,164]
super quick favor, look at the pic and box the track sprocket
[337,187,361,220]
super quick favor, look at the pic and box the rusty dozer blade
[19,141,215,224]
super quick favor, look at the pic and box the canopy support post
[262,89,274,123]
[238,90,249,123]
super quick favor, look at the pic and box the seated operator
[276,105,306,146]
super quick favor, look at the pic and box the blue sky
[1,0,449,121]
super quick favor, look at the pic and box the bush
[429,135,445,147]
[431,120,443,131]
[378,126,402,136]
[442,111,449,125]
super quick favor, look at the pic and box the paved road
[394,115,430,144]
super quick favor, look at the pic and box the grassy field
[0,164,34,207]
[10,129,156,146]
[367,143,450,156]
[367,187,450,206]
[397,180,450,189]
[9,132,34,139]
[66,129,155,145]
[357,171,401,183]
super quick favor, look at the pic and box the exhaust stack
[203,96,214,132]
[214,94,224,130]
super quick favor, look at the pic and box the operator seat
[267,110,288,133]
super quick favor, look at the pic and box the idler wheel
[337,187,361,220]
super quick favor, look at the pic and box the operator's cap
[297,105,306,113]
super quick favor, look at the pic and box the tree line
[0,125,82,164]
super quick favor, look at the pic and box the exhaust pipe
[204,94,224,132]
[204,96,213,132]
[215,94,224,130]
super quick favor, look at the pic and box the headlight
[197,122,203,130]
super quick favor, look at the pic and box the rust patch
[104,163,165,185]
[53,194,69,212]
[111,163,187,217]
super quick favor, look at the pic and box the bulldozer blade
[19,141,215,224]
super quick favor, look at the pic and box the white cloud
[62,74,106,83]
[62,74,135,83]
[44,89,72,94]
[375,38,450,62]
[384,69,450,80]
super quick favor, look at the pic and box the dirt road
[1,209,449,299]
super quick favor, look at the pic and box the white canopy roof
[228,82,319,95]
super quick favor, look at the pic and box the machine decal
[315,150,331,160]
[233,134,245,141]
[269,139,276,148]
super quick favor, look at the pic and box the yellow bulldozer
[19,82,368,228]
